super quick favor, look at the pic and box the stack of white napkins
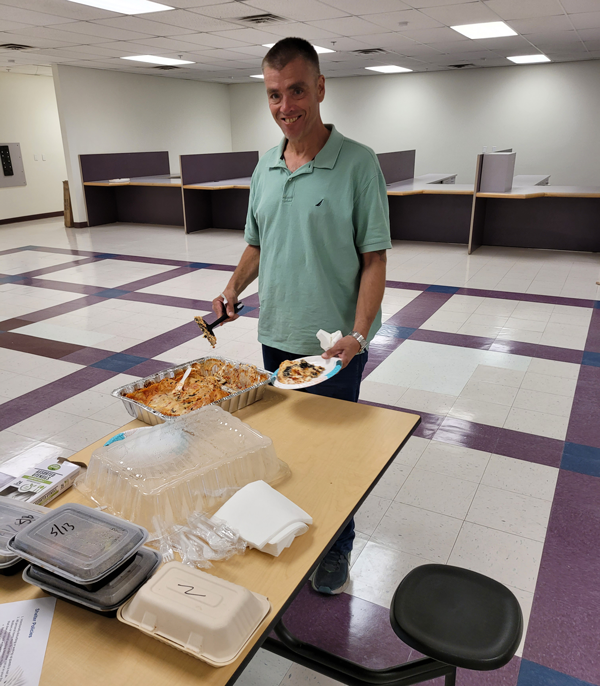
[213,480,312,557]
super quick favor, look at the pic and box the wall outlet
[34,154,39,161]
[42,154,46,161]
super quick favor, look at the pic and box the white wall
[52,65,233,224]
[0,72,67,222]
[230,60,600,186]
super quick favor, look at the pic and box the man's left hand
[322,335,361,369]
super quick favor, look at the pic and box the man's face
[263,57,325,144]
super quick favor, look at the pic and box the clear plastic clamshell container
[22,547,161,615]
[118,561,270,666]
[76,406,291,537]
[0,496,48,573]
[7,503,148,585]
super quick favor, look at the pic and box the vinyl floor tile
[504,407,569,440]
[415,440,491,483]
[481,454,559,501]
[395,468,478,519]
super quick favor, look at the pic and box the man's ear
[317,73,325,103]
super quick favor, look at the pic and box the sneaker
[311,550,351,595]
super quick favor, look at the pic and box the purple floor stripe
[566,365,600,449]
[386,291,454,329]
[123,321,200,358]
[116,265,196,292]
[411,329,494,350]
[20,277,104,295]
[18,256,103,278]
[385,280,428,291]
[456,287,594,309]
[207,264,236,272]
[110,254,195,267]
[126,358,174,377]
[121,291,213,312]
[0,318,33,331]
[242,292,260,308]
[361,400,564,467]
[0,331,84,360]
[488,339,583,364]
[0,246,29,256]
[60,347,115,365]
[0,367,116,431]
[583,308,600,354]
[12,295,106,324]
[524,470,600,684]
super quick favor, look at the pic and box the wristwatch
[348,330,367,353]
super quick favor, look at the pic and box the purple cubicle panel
[180,151,258,185]
[388,194,472,244]
[377,151,416,185]
[79,151,170,182]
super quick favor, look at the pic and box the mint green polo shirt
[245,125,391,355]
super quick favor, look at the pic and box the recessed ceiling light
[66,0,173,14]
[262,43,335,54]
[451,21,517,39]
[250,74,264,79]
[121,55,194,65]
[507,54,550,64]
[365,65,412,74]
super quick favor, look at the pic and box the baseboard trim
[0,211,64,226]
[73,221,88,228]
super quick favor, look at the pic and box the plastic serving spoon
[194,302,244,348]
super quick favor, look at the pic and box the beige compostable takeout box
[117,561,271,667]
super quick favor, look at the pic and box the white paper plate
[272,355,342,390]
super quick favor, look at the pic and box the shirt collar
[269,124,343,171]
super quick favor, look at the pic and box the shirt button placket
[283,176,295,204]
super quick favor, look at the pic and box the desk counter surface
[2,388,418,686]
[183,177,252,190]
[477,184,600,199]
[84,175,182,188]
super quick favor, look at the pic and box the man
[213,37,391,594]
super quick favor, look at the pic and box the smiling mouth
[282,115,300,123]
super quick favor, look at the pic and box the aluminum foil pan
[111,356,273,426]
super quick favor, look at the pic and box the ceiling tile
[8,25,113,44]
[348,31,421,49]
[210,26,295,43]
[0,19,31,32]
[0,5,79,26]
[306,16,390,35]
[427,38,491,53]
[402,0,483,7]
[320,0,412,13]
[259,21,342,40]
[470,35,536,52]
[228,44,270,56]
[482,0,564,21]
[569,12,600,30]
[419,2,499,26]
[392,26,466,43]
[0,31,76,48]
[560,0,600,12]
[188,2,258,19]
[239,0,349,21]
[0,0,115,21]
[53,21,152,41]
[507,15,575,35]
[526,30,584,46]
[366,9,444,30]
[138,10,239,31]
[61,43,142,57]
[316,35,381,50]
[128,35,216,51]
[164,0,233,6]
[92,16,198,36]
[577,27,600,41]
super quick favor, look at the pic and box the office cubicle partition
[180,151,258,233]
[80,151,184,227]
[377,150,416,185]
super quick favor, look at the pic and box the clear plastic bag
[147,513,246,570]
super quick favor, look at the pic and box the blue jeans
[262,344,369,555]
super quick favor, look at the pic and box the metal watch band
[349,330,367,353]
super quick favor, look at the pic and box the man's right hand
[212,289,240,324]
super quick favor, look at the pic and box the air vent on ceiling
[0,43,33,50]
[449,63,475,68]
[152,65,181,70]
[238,13,286,25]
[352,48,386,55]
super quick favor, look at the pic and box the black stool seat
[390,564,523,672]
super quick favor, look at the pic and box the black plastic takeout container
[8,503,148,586]
[22,547,161,616]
